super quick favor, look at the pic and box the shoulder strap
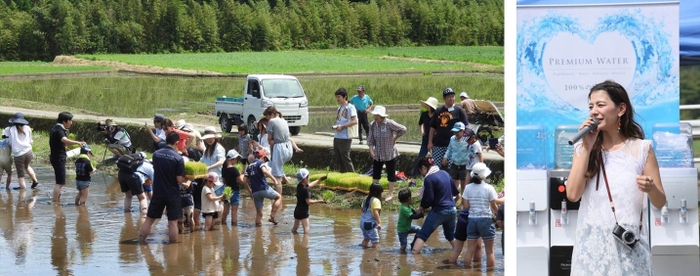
[598,151,643,231]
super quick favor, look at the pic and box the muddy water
[0,170,504,275]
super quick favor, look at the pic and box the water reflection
[51,204,70,275]
[0,171,504,276]
[75,205,95,263]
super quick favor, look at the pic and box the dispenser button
[558,185,566,193]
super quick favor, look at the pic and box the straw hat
[420,97,439,110]
[371,106,389,117]
[201,126,222,139]
[175,119,187,130]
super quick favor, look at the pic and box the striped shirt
[367,118,407,162]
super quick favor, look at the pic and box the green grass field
[307,46,504,65]
[76,46,503,74]
[0,62,111,75]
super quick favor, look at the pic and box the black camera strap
[596,151,643,232]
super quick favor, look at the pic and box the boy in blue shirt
[243,149,281,226]
[75,145,96,205]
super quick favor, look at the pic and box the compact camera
[612,223,638,250]
[96,122,113,132]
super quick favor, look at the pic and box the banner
[516,2,680,169]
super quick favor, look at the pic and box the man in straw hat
[408,96,439,187]
[366,106,406,201]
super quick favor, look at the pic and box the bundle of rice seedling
[185,162,208,179]
[322,190,334,202]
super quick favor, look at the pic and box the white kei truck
[214,74,309,135]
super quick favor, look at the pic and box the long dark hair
[363,184,383,212]
[14,124,25,135]
[585,80,644,178]
[204,132,220,157]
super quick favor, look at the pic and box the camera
[96,122,108,132]
[612,223,638,250]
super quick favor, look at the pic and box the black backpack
[117,153,145,173]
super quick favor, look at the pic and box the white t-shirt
[201,185,218,213]
[334,103,357,139]
[5,126,33,156]
[466,140,483,170]
[462,180,498,218]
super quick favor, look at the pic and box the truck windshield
[261,79,305,98]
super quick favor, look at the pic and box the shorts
[146,196,182,221]
[372,158,396,182]
[193,179,204,210]
[181,195,194,209]
[467,217,496,241]
[360,220,379,244]
[450,164,468,180]
[223,190,240,206]
[0,161,10,174]
[270,141,293,177]
[203,212,219,218]
[398,225,421,248]
[118,171,144,196]
[252,186,279,210]
[76,180,90,191]
[13,152,32,178]
[416,207,457,242]
[454,209,470,241]
[50,156,67,185]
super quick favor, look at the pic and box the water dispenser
[517,125,549,275]
[649,122,700,275]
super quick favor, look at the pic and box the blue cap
[80,145,92,154]
[451,122,466,132]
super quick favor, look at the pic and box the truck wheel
[289,126,301,136]
[220,114,232,133]
[247,116,258,136]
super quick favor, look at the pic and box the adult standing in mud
[412,156,459,254]
[50,112,87,202]
[428,88,468,169]
[5,113,35,190]
[264,106,294,193]
[350,85,374,145]
[140,132,190,243]
[333,88,358,173]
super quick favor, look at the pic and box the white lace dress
[571,139,653,276]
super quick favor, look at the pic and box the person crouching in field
[201,172,223,231]
[292,169,327,234]
[74,145,96,205]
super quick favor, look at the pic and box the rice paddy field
[0,62,111,75]
[74,46,503,74]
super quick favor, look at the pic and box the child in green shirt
[397,188,424,252]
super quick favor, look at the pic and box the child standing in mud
[360,183,383,248]
[397,189,423,252]
[74,145,96,205]
[201,172,223,231]
[292,169,327,234]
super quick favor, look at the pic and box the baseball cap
[451,122,466,132]
[254,149,268,159]
[357,85,365,91]
[226,149,241,160]
[443,88,455,97]
[459,92,469,99]
[296,168,310,183]
[153,114,165,122]
[80,145,92,155]
[205,172,219,183]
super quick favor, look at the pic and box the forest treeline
[0,0,504,61]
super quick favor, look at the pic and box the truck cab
[216,74,309,136]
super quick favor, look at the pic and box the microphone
[568,119,599,145]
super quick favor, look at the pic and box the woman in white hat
[194,126,225,227]
[366,106,407,201]
[460,162,499,269]
[408,97,439,187]
[4,113,37,190]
